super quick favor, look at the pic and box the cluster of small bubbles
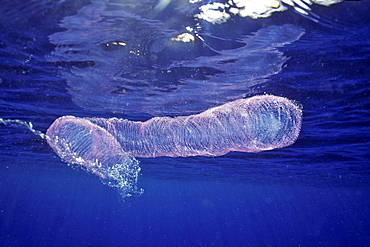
[104,159,143,198]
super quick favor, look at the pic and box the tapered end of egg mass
[46,116,142,197]
[46,116,130,178]
[242,95,302,151]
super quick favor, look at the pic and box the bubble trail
[47,95,302,163]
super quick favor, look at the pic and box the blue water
[1,0,370,246]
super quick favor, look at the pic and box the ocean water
[1,0,369,246]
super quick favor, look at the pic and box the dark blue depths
[1,170,369,246]
[0,0,370,246]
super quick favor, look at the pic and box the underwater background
[0,0,369,246]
